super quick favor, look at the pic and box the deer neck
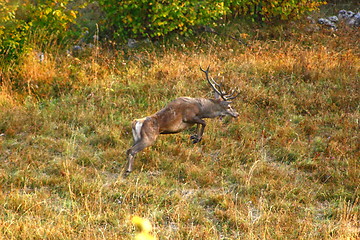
[197,98,222,118]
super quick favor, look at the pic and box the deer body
[126,67,239,173]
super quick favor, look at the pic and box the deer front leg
[188,117,206,144]
[190,124,200,142]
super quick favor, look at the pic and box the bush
[0,0,326,59]
[0,0,78,62]
[97,0,228,40]
[227,0,326,21]
[98,0,325,40]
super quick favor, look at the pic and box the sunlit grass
[0,19,359,239]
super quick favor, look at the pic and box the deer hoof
[190,135,199,143]
[191,136,202,144]
[190,135,197,140]
[122,172,131,178]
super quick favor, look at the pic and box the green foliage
[0,0,78,62]
[97,0,228,39]
[227,0,326,21]
[97,0,325,40]
[0,1,29,60]
[0,0,326,61]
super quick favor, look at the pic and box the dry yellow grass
[0,20,359,239]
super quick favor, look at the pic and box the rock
[327,16,338,23]
[348,12,360,27]
[318,18,337,29]
[317,9,360,30]
[127,39,138,48]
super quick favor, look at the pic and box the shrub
[227,0,326,21]
[0,0,78,63]
[97,0,325,40]
[97,0,228,39]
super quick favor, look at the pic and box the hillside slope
[1,21,359,239]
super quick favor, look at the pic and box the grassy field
[0,18,359,239]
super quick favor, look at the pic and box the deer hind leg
[126,140,150,173]
[126,118,158,173]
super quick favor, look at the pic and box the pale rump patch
[132,118,146,143]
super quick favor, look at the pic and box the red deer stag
[126,66,239,173]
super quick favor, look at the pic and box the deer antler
[223,88,240,100]
[200,66,223,98]
[200,65,239,101]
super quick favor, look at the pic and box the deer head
[200,65,239,118]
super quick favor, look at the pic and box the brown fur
[125,97,238,173]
